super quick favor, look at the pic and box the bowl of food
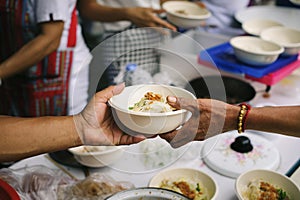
[162,1,211,29]
[260,26,300,56]
[229,36,284,66]
[106,187,190,200]
[149,168,218,200]
[242,19,283,36]
[108,84,196,135]
[235,169,300,200]
[68,145,124,168]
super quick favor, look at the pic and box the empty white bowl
[149,167,218,200]
[68,146,124,168]
[108,84,196,135]
[162,1,211,29]
[235,169,300,200]
[242,18,283,36]
[230,36,284,66]
[260,26,300,56]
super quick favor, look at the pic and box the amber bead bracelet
[237,103,251,133]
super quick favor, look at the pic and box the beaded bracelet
[237,103,251,133]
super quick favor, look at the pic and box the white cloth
[29,0,91,115]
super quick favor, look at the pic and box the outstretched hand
[126,7,176,31]
[74,83,146,146]
[160,96,237,148]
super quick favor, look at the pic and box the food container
[242,18,283,36]
[108,84,196,134]
[149,167,218,200]
[235,169,300,200]
[260,26,300,56]
[68,146,124,168]
[105,187,190,200]
[162,1,211,29]
[230,36,284,66]
[185,75,256,104]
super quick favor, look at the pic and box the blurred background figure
[194,0,250,36]
[80,0,176,50]
[0,0,91,117]
[78,0,177,91]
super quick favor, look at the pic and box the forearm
[0,116,82,162]
[78,1,131,22]
[224,105,300,137]
[0,35,58,79]
[247,106,300,137]
[0,21,63,79]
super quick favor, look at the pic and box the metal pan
[185,75,256,104]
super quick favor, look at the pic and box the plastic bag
[0,165,74,200]
[0,165,133,200]
[57,173,134,200]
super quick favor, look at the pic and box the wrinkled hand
[160,96,238,148]
[74,83,145,146]
[126,7,176,31]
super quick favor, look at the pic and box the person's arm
[0,115,81,162]
[246,106,300,137]
[160,97,300,148]
[77,0,176,30]
[0,84,145,163]
[0,21,64,79]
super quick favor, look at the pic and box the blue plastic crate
[199,42,298,78]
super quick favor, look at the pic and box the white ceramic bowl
[242,19,283,36]
[260,27,300,56]
[149,168,218,200]
[108,84,196,135]
[230,36,284,66]
[68,146,124,168]
[162,1,211,29]
[235,169,300,200]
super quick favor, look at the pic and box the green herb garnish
[278,188,287,200]
[196,183,201,192]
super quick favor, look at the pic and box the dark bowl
[185,76,256,104]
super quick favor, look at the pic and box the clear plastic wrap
[57,173,134,200]
[0,165,134,200]
[0,165,74,200]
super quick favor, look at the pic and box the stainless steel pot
[105,187,189,200]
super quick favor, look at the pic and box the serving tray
[199,42,298,78]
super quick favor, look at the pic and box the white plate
[201,130,280,178]
[235,5,300,30]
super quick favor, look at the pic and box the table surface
[10,27,300,199]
